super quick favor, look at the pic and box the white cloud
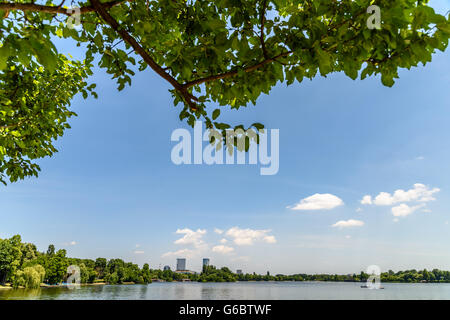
[231,256,250,263]
[289,193,344,211]
[225,227,277,246]
[416,156,425,160]
[393,218,399,223]
[373,192,394,206]
[345,235,351,239]
[63,241,77,246]
[212,245,234,255]
[263,235,277,244]
[162,248,197,258]
[356,207,363,212]
[214,228,223,234]
[220,238,228,244]
[363,183,440,206]
[391,203,426,217]
[332,219,364,228]
[422,208,432,213]
[174,228,207,248]
[360,195,372,205]
[134,250,144,254]
[135,244,141,248]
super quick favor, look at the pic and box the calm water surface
[1,282,450,300]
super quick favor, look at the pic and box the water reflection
[2,282,450,300]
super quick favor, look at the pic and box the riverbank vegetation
[2,235,450,288]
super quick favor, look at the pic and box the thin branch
[259,0,269,59]
[182,51,293,89]
[89,0,198,109]
[0,0,127,16]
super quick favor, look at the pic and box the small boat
[360,285,384,289]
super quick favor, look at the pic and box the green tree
[0,0,448,184]
[0,235,23,284]
[141,263,151,284]
[44,249,69,285]
[46,244,55,257]
[20,242,38,265]
[13,264,45,289]
[95,257,107,279]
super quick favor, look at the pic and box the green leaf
[212,109,220,120]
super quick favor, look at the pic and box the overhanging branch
[182,51,293,89]
[0,0,127,16]
[89,0,199,110]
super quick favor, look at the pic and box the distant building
[176,258,186,271]
[202,258,210,267]
[236,269,243,275]
[175,270,197,275]
[163,265,171,271]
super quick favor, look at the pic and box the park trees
[95,257,107,279]
[12,264,45,289]
[0,0,448,184]
[0,235,23,284]
[43,249,69,284]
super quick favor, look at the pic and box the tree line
[2,234,450,288]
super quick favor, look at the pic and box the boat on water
[360,285,384,289]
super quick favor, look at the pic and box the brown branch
[89,0,198,109]
[182,9,367,89]
[0,0,127,16]
[182,51,293,89]
[0,123,19,130]
[259,0,269,60]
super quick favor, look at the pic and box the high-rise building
[236,269,243,275]
[176,258,186,271]
[202,258,210,267]
[163,265,171,271]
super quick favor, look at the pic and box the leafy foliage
[2,234,450,287]
[0,0,448,183]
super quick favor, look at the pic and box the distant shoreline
[3,279,450,291]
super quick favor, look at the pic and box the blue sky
[1,1,450,275]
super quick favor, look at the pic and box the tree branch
[260,0,269,59]
[0,0,127,16]
[89,0,198,110]
[182,51,292,89]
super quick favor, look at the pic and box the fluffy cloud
[162,248,197,258]
[361,183,440,206]
[174,228,207,248]
[214,228,223,234]
[332,219,364,228]
[63,241,77,246]
[289,193,344,211]
[225,227,277,246]
[391,203,426,217]
[220,238,228,244]
[212,245,234,255]
[134,250,145,254]
[360,195,372,205]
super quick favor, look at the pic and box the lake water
[1,281,450,300]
